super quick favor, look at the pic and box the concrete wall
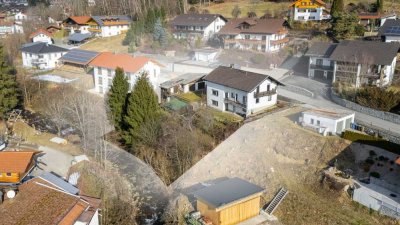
[330,88,400,125]
[22,51,66,69]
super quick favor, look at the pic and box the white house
[14,11,27,21]
[89,52,162,94]
[87,15,131,37]
[299,108,355,135]
[29,29,53,44]
[378,19,400,43]
[20,42,69,70]
[170,14,227,40]
[192,48,220,62]
[62,16,92,35]
[218,18,289,53]
[204,66,283,117]
[306,41,400,87]
[290,0,330,21]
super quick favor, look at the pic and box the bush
[369,150,377,156]
[354,24,366,36]
[365,158,374,165]
[250,54,265,64]
[369,171,380,178]
[356,87,400,112]
[342,130,400,155]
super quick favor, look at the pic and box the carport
[59,49,99,69]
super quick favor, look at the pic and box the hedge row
[342,131,400,155]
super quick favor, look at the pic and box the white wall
[301,112,354,134]
[100,25,129,37]
[203,16,226,39]
[22,51,66,69]
[385,36,400,43]
[14,12,27,21]
[32,34,53,44]
[294,7,324,21]
[223,32,287,53]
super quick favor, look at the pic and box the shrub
[250,54,265,64]
[342,130,400,155]
[354,24,366,36]
[365,158,374,165]
[378,155,385,161]
[369,150,377,156]
[369,171,380,178]
[356,87,400,112]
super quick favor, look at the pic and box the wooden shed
[193,178,265,225]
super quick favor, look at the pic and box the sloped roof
[378,19,400,37]
[89,52,162,73]
[68,16,92,25]
[358,12,381,20]
[20,42,69,54]
[204,66,283,92]
[305,42,338,57]
[218,18,286,35]
[193,177,265,210]
[330,40,400,65]
[0,151,38,173]
[290,0,326,7]
[60,49,99,66]
[29,28,53,39]
[39,172,79,195]
[68,32,92,42]
[90,15,131,26]
[171,13,226,27]
[160,73,205,89]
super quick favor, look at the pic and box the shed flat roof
[60,49,99,66]
[160,73,205,89]
[302,108,354,120]
[193,177,264,210]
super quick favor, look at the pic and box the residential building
[170,14,227,40]
[305,41,400,87]
[63,16,92,35]
[29,28,53,44]
[218,18,289,52]
[299,108,355,135]
[0,20,13,36]
[290,0,330,21]
[0,177,101,225]
[87,15,130,37]
[305,42,337,80]
[352,178,400,220]
[21,42,69,70]
[193,177,265,225]
[192,48,220,62]
[60,49,99,68]
[160,73,205,102]
[358,13,397,31]
[378,19,400,43]
[14,11,26,21]
[0,151,40,184]
[330,40,399,87]
[89,52,162,94]
[204,66,283,117]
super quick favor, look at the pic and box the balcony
[224,38,264,44]
[88,27,101,32]
[224,98,246,108]
[271,37,289,45]
[310,64,334,71]
[32,59,46,64]
[254,89,276,98]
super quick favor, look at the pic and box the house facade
[87,15,130,37]
[29,29,53,44]
[290,0,330,21]
[204,66,283,117]
[218,18,289,53]
[378,19,400,43]
[306,41,400,87]
[170,14,227,40]
[62,16,92,35]
[89,52,161,95]
[21,42,69,70]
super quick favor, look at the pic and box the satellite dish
[6,190,16,199]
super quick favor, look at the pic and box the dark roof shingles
[305,42,338,57]
[218,18,286,35]
[171,14,226,27]
[20,42,68,54]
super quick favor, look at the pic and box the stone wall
[330,89,400,125]
[279,85,314,98]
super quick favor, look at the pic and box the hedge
[342,131,400,155]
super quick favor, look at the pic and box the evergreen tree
[107,67,129,131]
[123,72,160,146]
[231,5,241,18]
[331,12,358,40]
[153,18,167,47]
[330,0,344,17]
[0,45,19,119]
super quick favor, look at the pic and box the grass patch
[79,34,128,53]
[52,29,66,39]
[176,92,202,103]
[204,107,243,123]
[342,130,400,155]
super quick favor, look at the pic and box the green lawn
[176,92,202,103]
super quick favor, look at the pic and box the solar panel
[385,26,400,35]
[60,49,99,65]
[39,172,79,195]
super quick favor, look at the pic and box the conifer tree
[107,67,129,131]
[153,18,167,47]
[330,0,344,17]
[0,44,19,119]
[123,72,160,146]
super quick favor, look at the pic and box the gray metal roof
[305,42,338,57]
[329,40,400,65]
[204,66,284,92]
[20,42,69,54]
[91,15,131,26]
[60,49,99,65]
[378,19,400,37]
[193,177,265,209]
[39,172,79,195]
[68,33,92,42]
[171,14,226,27]
[160,73,205,89]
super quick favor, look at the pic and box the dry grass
[12,121,83,156]
[79,34,128,53]
[202,0,290,18]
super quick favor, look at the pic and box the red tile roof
[358,13,381,20]
[69,16,91,25]
[29,28,53,39]
[89,52,162,73]
[0,151,39,173]
[395,157,400,165]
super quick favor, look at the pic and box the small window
[245,35,250,39]
[311,118,314,124]
[98,76,103,85]
[317,120,321,125]
[212,100,218,106]
[268,95,272,101]
[243,96,247,104]
[212,89,219,96]
[256,98,260,104]
[98,67,102,75]
[108,69,112,77]
[6,173,12,177]
[231,93,235,98]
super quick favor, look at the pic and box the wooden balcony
[224,98,246,108]
[271,37,289,46]
[88,27,101,32]
[224,38,264,44]
[254,89,276,98]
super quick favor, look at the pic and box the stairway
[264,187,289,215]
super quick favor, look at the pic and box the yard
[79,34,128,53]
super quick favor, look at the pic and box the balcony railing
[224,38,264,44]
[254,89,277,98]
[224,98,246,108]
[88,27,101,32]
[271,37,289,45]
[310,64,334,71]
[32,59,46,64]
